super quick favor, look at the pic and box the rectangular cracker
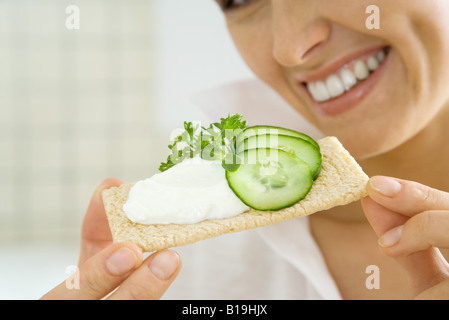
[102,136,369,252]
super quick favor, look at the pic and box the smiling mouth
[303,47,391,103]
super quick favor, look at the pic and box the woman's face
[219,0,449,159]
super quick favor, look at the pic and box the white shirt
[162,79,342,300]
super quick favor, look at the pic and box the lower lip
[302,49,390,117]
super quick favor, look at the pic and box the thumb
[79,177,124,264]
[41,243,143,300]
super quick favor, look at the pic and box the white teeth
[313,81,331,102]
[354,60,369,80]
[305,49,388,103]
[367,56,379,71]
[307,81,331,103]
[306,82,317,99]
[326,75,345,98]
[340,69,357,91]
[377,51,385,62]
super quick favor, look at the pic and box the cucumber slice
[236,125,320,150]
[226,148,313,211]
[236,134,322,180]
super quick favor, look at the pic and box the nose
[271,1,331,67]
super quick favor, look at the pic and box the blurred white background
[0,0,253,299]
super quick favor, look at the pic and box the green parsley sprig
[159,114,247,172]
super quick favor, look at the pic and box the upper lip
[293,44,388,84]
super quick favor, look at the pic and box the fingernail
[379,225,404,247]
[149,250,179,280]
[370,176,402,197]
[106,247,139,276]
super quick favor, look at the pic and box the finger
[107,250,181,300]
[379,210,449,255]
[397,248,449,296]
[361,196,408,237]
[362,197,449,295]
[79,177,124,264]
[367,176,449,217]
[376,211,449,295]
[41,243,142,300]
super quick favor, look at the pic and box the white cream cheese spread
[123,157,249,225]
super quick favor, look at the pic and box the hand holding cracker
[40,178,181,300]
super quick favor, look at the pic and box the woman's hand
[41,178,181,300]
[362,176,449,299]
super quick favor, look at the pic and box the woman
[42,0,449,299]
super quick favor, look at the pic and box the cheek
[228,23,280,84]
